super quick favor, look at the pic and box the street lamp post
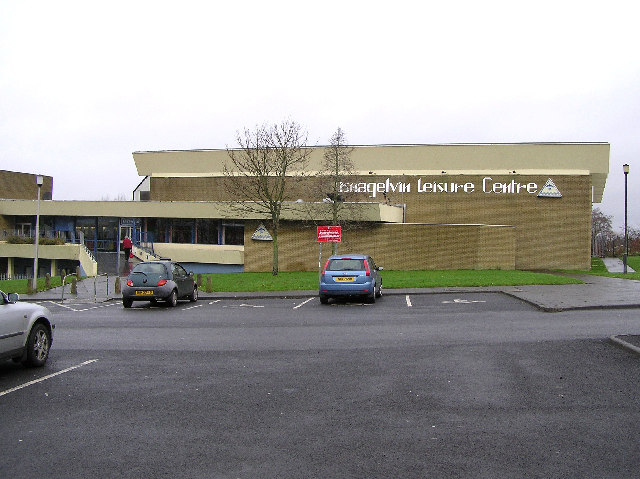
[623,164,629,274]
[32,175,43,292]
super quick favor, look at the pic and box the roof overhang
[133,143,610,202]
[0,200,404,223]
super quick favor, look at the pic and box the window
[223,223,244,245]
[172,263,187,279]
[327,259,365,271]
[196,219,218,245]
[172,219,193,244]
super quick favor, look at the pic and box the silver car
[0,290,54,367]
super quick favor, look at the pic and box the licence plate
[135,290,154,295]
[336,277,355,282]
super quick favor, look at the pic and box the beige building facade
[133,143,609,272]
[0,143,609,277]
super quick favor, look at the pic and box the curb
[609,335,640,356]
[27,289,640,313]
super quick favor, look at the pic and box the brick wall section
[151,174,591,271]
[244,221,515,272]
[0,215,11,234]
[0,170,53,200]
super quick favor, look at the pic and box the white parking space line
[183,304,203,311]
[406,295,412,307]
[209,300,221,305]
[441,298,487,304]
[44,301,119,312]
[46,301,78,311]
[0,359,99,397]
[293,297,315,309]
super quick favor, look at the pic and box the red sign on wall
[317,226,342,242]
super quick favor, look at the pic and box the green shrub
[4,236,64,245]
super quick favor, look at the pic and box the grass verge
[0,276,76,295]
[195,269,582,293]
[560,257,640,280]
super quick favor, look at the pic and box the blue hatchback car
[319,254,383,304]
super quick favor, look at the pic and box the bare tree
[225,120,312,275]
[592,207,614,257]
[320,128,357,254]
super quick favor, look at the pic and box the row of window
[143,219,244,245]
[4,216,245,250]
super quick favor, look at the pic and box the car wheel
[123,298,133,308]
[23,323,51,367]
[320,295,329,305]
[167,289,178,307]
[375,282,383,298]
[366,291,376,304]
[189,286,198,302]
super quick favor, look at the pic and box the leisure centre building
[0,142,610,277]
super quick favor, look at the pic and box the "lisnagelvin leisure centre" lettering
[339,177,540,198]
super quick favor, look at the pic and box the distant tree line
[592,207,640,257]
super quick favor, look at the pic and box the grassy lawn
[561,257,640,281]
[9,258,640,295]
[0,276,76,295]
[195,269,582,293]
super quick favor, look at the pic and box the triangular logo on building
[251,223,273,241]
[537,178,562,198]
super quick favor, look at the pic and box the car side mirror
[8,292,19,303]
[377,266,384,271]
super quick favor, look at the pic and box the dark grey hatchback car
[122,261,197,308]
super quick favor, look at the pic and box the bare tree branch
[224,120,311,274]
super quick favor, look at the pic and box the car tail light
[364,259,371,276]
[157,279,167,286]
[126,280,133,287]
[322,260,330,275]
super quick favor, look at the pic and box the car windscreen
[327,259,365,271]
[132,263,167,275]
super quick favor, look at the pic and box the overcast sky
[1,0,638,230]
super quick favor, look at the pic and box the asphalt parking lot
[1,293,639,478]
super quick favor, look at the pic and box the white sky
[1,0,638,229]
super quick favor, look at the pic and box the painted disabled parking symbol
[441,298,487,304]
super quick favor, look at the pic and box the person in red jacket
[123,236,132,262]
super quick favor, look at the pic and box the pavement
[17,258,640,353]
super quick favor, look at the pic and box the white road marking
[44,301,119,312]
[209,300,221,304]
[293,297,315,309]
[46,301,77,311]
[441,299,487,304]
[183,304,203,311]
[406,295,412,307]
[0,359,99,397]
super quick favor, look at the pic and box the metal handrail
[93,273,109,302]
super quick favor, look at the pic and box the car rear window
[133,263,167,275]
[327,259,365,271]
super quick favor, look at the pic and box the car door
[172,263,190,298]
[0,293,26,354]
[368,257,381,286]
